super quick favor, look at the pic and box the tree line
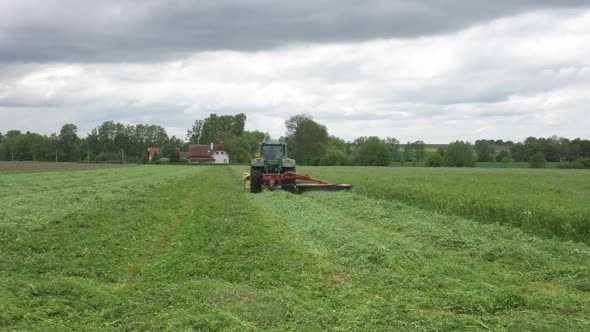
[1,113,589,168]
[0,122,182,163]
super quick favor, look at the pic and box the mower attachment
[262,171,352,193]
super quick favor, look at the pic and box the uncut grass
[301,166,590,243]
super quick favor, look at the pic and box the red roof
[188,145,210,158]
[187,144,224,158]
[189,156,214,162]
[148,147,160,158]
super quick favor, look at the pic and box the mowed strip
[0,166,206,329]
[115,166,359,330]
[247,187,590,330]
[1,166,368,330]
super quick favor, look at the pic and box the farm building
[187,143,229,164]
[147,147,161,161]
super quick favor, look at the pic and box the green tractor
[249,140,296,193]
[249,140,352,193]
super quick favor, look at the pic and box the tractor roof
[262,140,285,145]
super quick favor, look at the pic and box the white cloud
[1,9,590,142]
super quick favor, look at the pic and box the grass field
[1,165,589,330]
[306,166,590,243]
[389,161,562,168]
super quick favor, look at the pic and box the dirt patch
[0,162,124,172]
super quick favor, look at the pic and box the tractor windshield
[261,145,284,160]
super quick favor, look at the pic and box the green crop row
[302,166,590,244]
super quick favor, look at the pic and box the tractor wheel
[250,168,263,193]
[281,167,296,193]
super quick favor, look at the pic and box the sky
[0,0,589,143]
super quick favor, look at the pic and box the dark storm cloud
[0,0,588,63]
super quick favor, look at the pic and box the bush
[501,156,513,168]
[559,157,590,169]
[169,149,180,162]
[354,137,392,166]
[496,151,510,162]
[427,153,443,167]
[528,152,546,168]
[319,148,349,166]
[444,141,475,167]
[125,156,141,164]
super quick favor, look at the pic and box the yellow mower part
[242,172,251,190]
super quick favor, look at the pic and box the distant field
[0,161,123,172]
[423,144,511,152]
[390,161,562,168]
[475,161,561,168]
[1,165,588,330]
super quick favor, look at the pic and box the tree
[200,113,247,145]
[496,151,510,162]
[403,142,414,162]
[510,143,528,162]
[474,140,496,162]
[385,137,401,161]
[58,123,80,162]
[161,136,183,160]
[413,140,426,162]
[284,114,329,165]
[187,119,204,144]
[319,148,349,166]
[444,141,475,167]
[354,137,392,166]
[529,152,546,168]
[427,153,443,167]
[169,148,180,162]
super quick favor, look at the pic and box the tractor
[248,140,351,193]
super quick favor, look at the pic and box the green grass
[389,161,562,168]
[303,166,590,243]
[475,162,561,168]
[1,165,589,330]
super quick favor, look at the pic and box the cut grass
[246,188,590,330]
[0,165,589,330]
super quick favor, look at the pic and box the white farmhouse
[187,143,229,164]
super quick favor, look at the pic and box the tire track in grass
[0,166,210,330]
[249,189,590,331]
[121,184,203,288]
[0,166,166,198]
[118,166,374,331]
[0,166,197,229]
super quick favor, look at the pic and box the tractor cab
[252,140,295,174]
[261,144,285,161]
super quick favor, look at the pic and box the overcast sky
[1,0,589,142]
